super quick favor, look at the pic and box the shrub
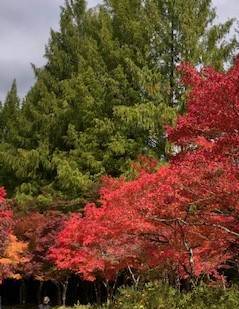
[111,282,239,309]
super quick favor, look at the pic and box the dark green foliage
[0,80,21,194]
[0,0,237,210]
[0,79,20,145]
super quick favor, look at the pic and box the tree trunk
[169,9,175,107]
[61,278,68,307]
[75,281,80,306]
[56,282,62,305]
[52,280,61,305]
[94,281,101,305]
[0,283,2,309]
[19,280,26,305]
[103,280,113,305]
[37,281,43,305]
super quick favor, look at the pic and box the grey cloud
[0,60,35,101]
[0,0,101,101]
[88,0,101,7]
[0,0,63,49]
[213,0,239,22]
[0,0,64,101]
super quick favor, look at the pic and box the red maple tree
[51,58,239,284]
[15,211,66,281]
[0,187,27,282]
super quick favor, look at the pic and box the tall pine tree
[0,80,21,195]
[0,80,20,144]
[0,0,237,210]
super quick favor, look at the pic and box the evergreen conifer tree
[0,80,21,194]
[0,0,237,210]
[0,80,20,144]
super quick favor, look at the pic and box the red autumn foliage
[51,59,239,283]
[0,188,12,255]
[0,188,27,282]
[167,59,239,161]
[15,211,66,281]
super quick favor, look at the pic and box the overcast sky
[0,0,238,101]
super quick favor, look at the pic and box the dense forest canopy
[1,0,239,307]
